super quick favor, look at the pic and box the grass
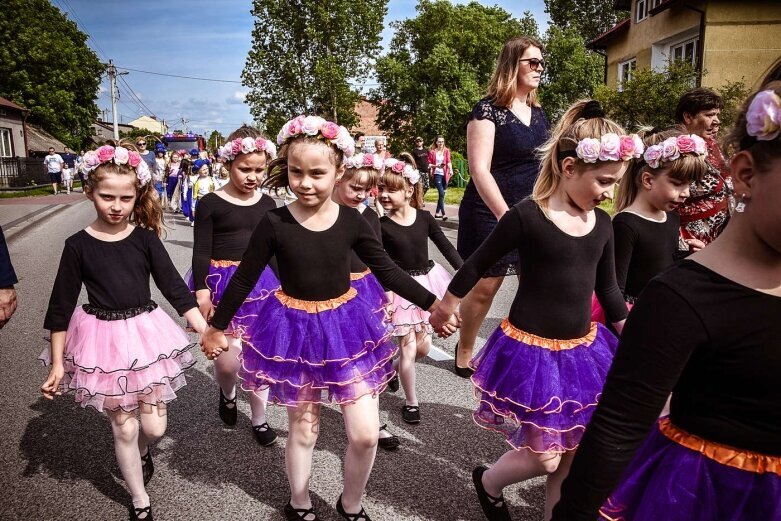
[424,186,464,206]
[0,182,82,199]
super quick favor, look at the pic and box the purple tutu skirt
[389,261,451,336]
[39,304,196,412]
[186,260,280,337]
[350,269,389,315]
[600,418,781,521]
[238,287,397,406]
[469,319,618,453]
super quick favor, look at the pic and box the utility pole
[106,60,128,140]
[181,117,189,133]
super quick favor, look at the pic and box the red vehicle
[162,132,206,155]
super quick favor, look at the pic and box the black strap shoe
[283,501,319,520]
[129,504,153,521]
[252,422,279,446]
[472,466,511,521]
[377,424,400,451]
[219,388,238,426]
[401,405,421,424]
[336,495,371,521]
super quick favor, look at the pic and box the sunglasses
[519,58,545,71]
[136,142,146,147]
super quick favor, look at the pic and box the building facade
[128,115,168,134]
[590,0,781,91]
[0,97,27,158]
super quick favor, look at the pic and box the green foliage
[594,61,749,133]
[119,128,164,147]
[538,26,605,120]
[242,0,386,133]
[544,0,628,43]
[0,0,103,150]
[206,130,225,152]
[374,1,539,154]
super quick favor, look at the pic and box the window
[636,0,647,22]
[650,0,664,8]
[0,128,12,157]
[671,37,699,66]
[618,59,637,89]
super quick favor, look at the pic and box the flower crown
[383,158,420,185]
[218,137,277,162]
[643,134,707,169]
[82,145,151,186]
[745,89,780,143]
[345,153,384,171]
[569,133,645,163]
[277,115,355,159]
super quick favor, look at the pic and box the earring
[735,193,747,213]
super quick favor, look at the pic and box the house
[90,120,134,146]
[25,124,68,157]
[129,115,168,134]
[0,97,27,159]
[352,97,385,152]
[589,0,781,91]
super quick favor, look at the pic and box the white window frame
[618,59,637,90]
[650,0,664,9]
[670,36,699,67]
[636,0,648,22]
[0,128,12,157]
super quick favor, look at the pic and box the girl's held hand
[41,364,65,399]
[201,326,228,360]
[686,238,706,252]
[195,289,214,321]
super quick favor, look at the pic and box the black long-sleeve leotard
[449,199,627,339]
[211,205,436,330]
[551,260,781,520]
[45,227,196,331]
[350,206,382,273]
[380,209,463,272]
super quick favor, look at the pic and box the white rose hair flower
[218,137,277,162]
[276,115,355,159]
[82,145,151,186]
[383,158,420,185]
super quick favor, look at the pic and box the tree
[242,0,386,133]
[206,130,225,152]
[0,0,103,150]
[594,61,749,131]
[374,1,539,154]
[538,26,605,120]
[544,0,628,43]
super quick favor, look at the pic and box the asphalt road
[0,198,545,521]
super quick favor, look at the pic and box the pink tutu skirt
[591,293,633,324]
[39,303,196,412]
[389,261,451,336]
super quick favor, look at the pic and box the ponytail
[133,182,164,236]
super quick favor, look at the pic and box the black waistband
[405,260,435,277]
[82,301,158,321]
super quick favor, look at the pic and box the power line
[118,75,157,118]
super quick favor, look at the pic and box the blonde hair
[342,166,378,188]
[533,100,626,208]
[485,36,544,108]
[379,168,424,209]
[615,127,707,211]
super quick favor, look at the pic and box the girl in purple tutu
[551,84,781,521]
[201,115,450,521]
[591,128,708,324]
[431,100,640,520]
[187,126,281,446]
[40,144,208,521]
[378,158,463,425]
[334,152,401,451]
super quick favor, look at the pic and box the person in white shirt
[43,147,64,195]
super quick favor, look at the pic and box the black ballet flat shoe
[219,388,238,426]
[252,422,279,446]
[386,374,399,393]
[401,405,421,424]
[283,501,319,521]
[454,345,475,378]
[140,448,154,486]
[442,215,448,221]
[129,504,153,521]
[377,424,401,451]
[336,495,372,521]
[472,466,511,521]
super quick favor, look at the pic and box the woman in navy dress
[455,36,550,374]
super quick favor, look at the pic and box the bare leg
[544,450,574,521]
[481,448,561,498]
[340,394,380,513]
[397,331,418,406]
[456,276,504,367]
[107,409,149,514]
[213,335,242,401]
[415,331,432,361]
[286,401,321,511]
[137,402,168,456]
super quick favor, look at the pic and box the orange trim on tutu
[274,287,357,313]
[500,318,598,351]
[659,418,781,476]
[350,269,371,281]
[210,259,240,268]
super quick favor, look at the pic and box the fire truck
[161,132,206,155]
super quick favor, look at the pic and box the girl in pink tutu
[591,128,708,324]
[201,116,450,521]
[431,100,637,520]
[378,158,463,425]
[334,152,401,450]
[40,144,208,521]
[187,126,281,445]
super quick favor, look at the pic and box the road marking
[427,345,454,361]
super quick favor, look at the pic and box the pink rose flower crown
[82,145,152,186]
[346,153,384,172]
[744,89,780,145]
[642,134,707,169]
[382,158,421,185]
[560,133,645,164]
[218,137,277,163]
[276,115,356,161]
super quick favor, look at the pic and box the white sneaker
[190,221,194,227]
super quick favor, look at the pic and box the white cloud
[226,91,248,105]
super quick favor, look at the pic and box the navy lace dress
[458,97,550,277]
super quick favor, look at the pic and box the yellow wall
[702,2,781,90]
[603,0,781,90]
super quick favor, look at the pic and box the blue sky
[56,0,548,136]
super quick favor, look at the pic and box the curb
[5,201,86,242]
